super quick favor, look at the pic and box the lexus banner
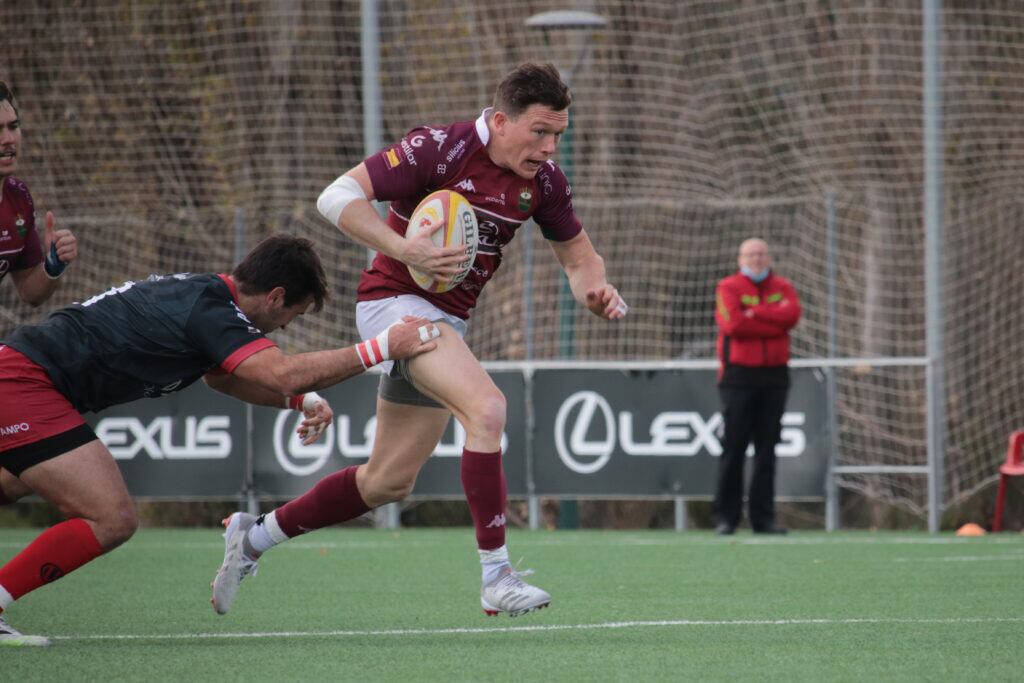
[91,367,827,500]
[530,368,827,498]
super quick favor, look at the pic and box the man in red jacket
[713,238,801,535]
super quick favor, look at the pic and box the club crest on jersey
[518,189,532,211]
[385,149,401,168]
[15,216,27,236]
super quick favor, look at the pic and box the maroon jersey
[362,109,583,319]
[0,177,42,284]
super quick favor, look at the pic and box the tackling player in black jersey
[0,233,440,646]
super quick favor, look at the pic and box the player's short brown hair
[232,233,328,312]
[0,81,17,116]
[493,63,571,118]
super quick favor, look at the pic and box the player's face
[497,104,569,179]
[260,293,314,332]
[738,241,771,272]
[0,101,21,178]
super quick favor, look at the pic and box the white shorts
[356,295,467,407]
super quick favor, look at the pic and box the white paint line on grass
[2,535,1023,553]
[893,553,1024,562]
[50,616,1024,643]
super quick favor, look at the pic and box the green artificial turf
[2,528,1021,681]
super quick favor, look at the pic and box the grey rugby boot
[0,613,50,647]
[480,565,551,617]
[211,512,259,615]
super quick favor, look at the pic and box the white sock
[479,545,510,584]
[245,510,289,556]
[0,584,13,611]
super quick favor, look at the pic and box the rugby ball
[405,189,478,293]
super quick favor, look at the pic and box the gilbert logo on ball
[406,189,478,293]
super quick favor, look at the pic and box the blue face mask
[741,266,769,283]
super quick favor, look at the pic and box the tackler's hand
[289,392,334,445]
[353,316,441,370]
[387,316,442,360]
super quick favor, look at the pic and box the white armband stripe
[317,174,367,227]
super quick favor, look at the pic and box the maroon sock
[461,449,506,550]
[274,466,370,537]
[0,518,103,601]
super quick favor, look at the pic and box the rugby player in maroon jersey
[0,81,78,305]
[0,234,440,646]
[211,63,628,618]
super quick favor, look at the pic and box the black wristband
[44,243,66,279]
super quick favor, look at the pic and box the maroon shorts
[0,345,96,475]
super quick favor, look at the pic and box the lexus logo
[272,411,509,477]
[273,411,336,476]
[555,391,616,474]
[554,390,807,474]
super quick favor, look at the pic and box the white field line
[50,616,1024,643]
[893,553,1024,562]
[2,535,1024,551]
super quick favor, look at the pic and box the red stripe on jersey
[217,274,239,303]
[221,338,277,373]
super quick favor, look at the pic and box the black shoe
[752,523,788,535]
[714,522,736,535]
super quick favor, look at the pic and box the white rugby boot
[481,565,551,617]
[211,512,259,615]
[0,613,50,647]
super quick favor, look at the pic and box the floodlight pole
[923,0,945,533]
[362,0,400,529]
[525,11,608,530]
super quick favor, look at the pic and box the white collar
[475,108,491,144]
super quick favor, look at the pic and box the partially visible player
[0,233,440,646]
[210,63,628,619]
[0,81,77,305]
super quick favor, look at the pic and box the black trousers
[714,382,789,529]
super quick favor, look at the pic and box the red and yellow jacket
[715,271,801,379]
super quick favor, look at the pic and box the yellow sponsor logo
[386,149,401,168]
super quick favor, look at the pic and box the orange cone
[955,522,986,536]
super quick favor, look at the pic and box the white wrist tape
[355,324,394,369]
[317,174,366,227]
[299,391,323,413]
[285,391,324,411]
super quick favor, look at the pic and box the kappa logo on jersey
[385,149,401,168]
[455,178,476,194]
[427,127,447,149]
[485,514,506,529]
[0,422,31,437]
[143,380,183,398]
